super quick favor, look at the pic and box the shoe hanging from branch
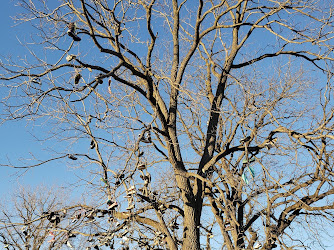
[67,22,81,41]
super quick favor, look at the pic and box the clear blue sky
[0,1,73,197]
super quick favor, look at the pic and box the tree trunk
[182,204,200,250]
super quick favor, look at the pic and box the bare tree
[0,186,76,250]
[1,0,334,249]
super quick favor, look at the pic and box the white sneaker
[67,241,74,248]
[254,242,262,249]
[66,55,76,62]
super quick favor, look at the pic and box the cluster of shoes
[21,226,29,238]
[43,211,61,227]
[116,225,134,248]
[70,71,105,88]
[71,208,111,223]
[124,186,136,198]
[98,209,110,218]
[139,130,151,143]
[21,226,32,248]
[115,173,125,186]
[124,186,136,210]
[254,242,262,249]
[71,209,85,223]
[140,172,151,186]
[137,163,151,197]
[270,240,278,248]
[85,208,110,220]
[91,233,114,249]
[137,187,166,215]
[107,199,118,211]
[85,209,96,222]
[67,22,81,41]
[137,187,148,198]
[95,73,103,85]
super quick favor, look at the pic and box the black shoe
[67,30,81,41]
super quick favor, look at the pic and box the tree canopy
[1,0,334,249]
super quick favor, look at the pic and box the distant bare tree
[1,0,334,249]
[0,186,73,249]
